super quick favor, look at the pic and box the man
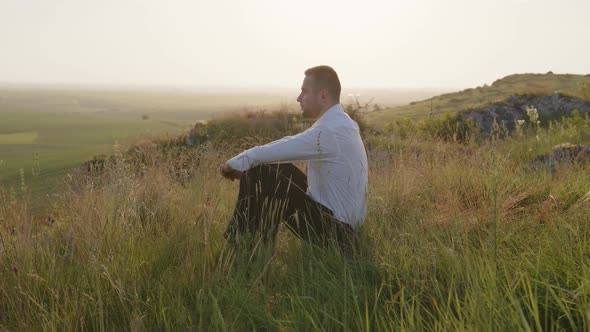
[220,65,368,250]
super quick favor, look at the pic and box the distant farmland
[0,87,295,212]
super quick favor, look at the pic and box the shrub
[343,98,372,137]
[391,117,415,140]
[206,108,303,142]
[416,112,460,140]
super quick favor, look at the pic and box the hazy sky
[1,0,589,89]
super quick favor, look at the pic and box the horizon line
[0,81,462,93]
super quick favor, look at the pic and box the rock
[457,93,590,136]
[529,143,590,170]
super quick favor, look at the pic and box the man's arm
[223,126,338,173]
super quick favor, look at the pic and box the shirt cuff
[227,149,255,172]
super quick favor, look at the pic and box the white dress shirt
[227,104,368,229]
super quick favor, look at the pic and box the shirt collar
[313,103,343,127]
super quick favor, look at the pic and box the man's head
[297,65,341,119]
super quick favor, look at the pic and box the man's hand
[220,163,242,181]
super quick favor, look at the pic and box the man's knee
[243,165,270,182]
[241,165,282,194]
[246,164,277,175]
[246,164,295,181]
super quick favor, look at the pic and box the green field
[0,110,196,211]
[0,87,299,212]
[0,131,38,144]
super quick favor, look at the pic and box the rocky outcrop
[457,94,590,135]
[529,143,590,170]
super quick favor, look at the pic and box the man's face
[296,75,323,119]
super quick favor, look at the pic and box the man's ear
[320,89,329,103]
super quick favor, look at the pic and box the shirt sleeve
[226,126,338,171]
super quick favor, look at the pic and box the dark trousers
[224,163,356,250]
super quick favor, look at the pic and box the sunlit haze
[1,0,589,90]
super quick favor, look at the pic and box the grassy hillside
[367,73,590,127]
[0,106,589,330]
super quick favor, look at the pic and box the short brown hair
[304,65,341,101]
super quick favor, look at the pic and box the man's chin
[301,110,314,120]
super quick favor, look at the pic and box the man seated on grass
[220,65,368,251]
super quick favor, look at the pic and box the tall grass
[0,110,589,330]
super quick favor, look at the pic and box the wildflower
[554,142,575,149]
[517,119,525,126]
[526,105,539,124]
[19,168,26,194]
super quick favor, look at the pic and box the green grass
[1,106,589,330]
[0,131,38,144]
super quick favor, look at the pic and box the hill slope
[367,73,590,127]
[1,101,589,330]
